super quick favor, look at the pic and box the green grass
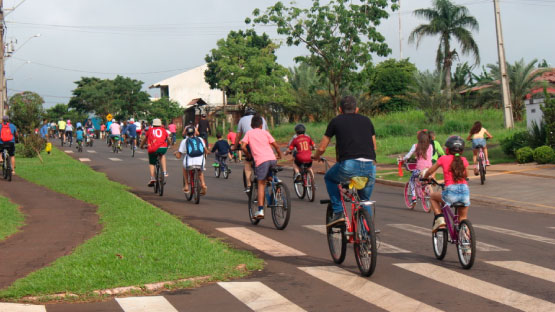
[0,196,24,242]
[0,148,263,299]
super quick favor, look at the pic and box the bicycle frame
[441,203,460,245]
[265,171,280,208]
[338,186,367,244]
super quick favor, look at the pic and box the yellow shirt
[58,120,66,130]
[472,127,487,139]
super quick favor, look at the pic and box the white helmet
[112,119,116,122]
[129,118,134,122]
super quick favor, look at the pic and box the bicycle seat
[349,177,369,190]
[299,163,312,169]
[474,144,484,149]
[452,202,466,208]
[271,166,284,173]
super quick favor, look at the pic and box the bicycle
[424,178,476,269]
[293,163,316,202]
[112,137,121,153]
[60,132,64,147]
[66,132,73,147]
[1,147,12,182]
[231,150,239,163]
[153,153,165,196]
[399,159,431,213]
[248,166,291,230]
[77,140,83,153]
[128,137,136,157]
[476,144,487,185]
[86,133,94,147]
[184,166,202,204]
[213,155,230,179]
[320,158,377,277]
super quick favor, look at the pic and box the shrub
[18,134,46,158]
[529,121,547,148]
[533,146,555,164]
[501,131,530,156]
[515,147,534,163]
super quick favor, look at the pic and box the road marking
[115,296,178,312]
[87,150,97,153]
[79,158,91,162]
[471,194,555,210]
[388,224,509,252]
[299,266,442,311]
[485,261,555,283]
[0,303,46,312]
[64,150,73,154]
[474,225,555,245]
[108,158,122,162]
[136,150,145,154]
[549,227,555,229]
[303,224,410,253]
[218,282,306,312]
[395,263,555,312]
[217,227,306,257]
[139,157,148,161]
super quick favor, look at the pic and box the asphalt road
[8,139,555,312]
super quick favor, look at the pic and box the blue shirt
[106,121,112,132]
[76,129,84,140]
[40,124,49,138]
[1,123,17,143]
[121,125,128,136]
[126,123,137,137]
[211,139,231,157]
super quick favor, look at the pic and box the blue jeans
[324,159,376,213]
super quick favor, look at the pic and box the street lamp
[7,33,40,57]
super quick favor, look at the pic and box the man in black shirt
[313,96,377,226]
[196,114,211,148]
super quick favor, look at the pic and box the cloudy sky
[4,0,553,107]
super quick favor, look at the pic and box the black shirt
[324,113,376,162]
[197,119,210,134]
[211,140,230,156]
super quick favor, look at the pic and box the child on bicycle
[423,136,470,233]
[285,124,315,182]
[241,114,283,219]
[140,118,171,187]
[402,130,433,206]
[75,125,84,148]
[211,132,232,170]
[175,127,208,195]
[467,121,493,174]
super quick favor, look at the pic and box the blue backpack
[186,137,204,157]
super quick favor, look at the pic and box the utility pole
[0,0,5,118]
[398,0,402,59]
[493,0,514,128]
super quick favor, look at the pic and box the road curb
[375,178,405,188]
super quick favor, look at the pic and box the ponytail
[451,153,466,182]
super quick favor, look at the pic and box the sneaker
[244,187,251,193]
[432,217,446,233]
[474,166,479,176]
[486,160,491,166]
[327,212,345,227]
[163,172,169,178]
[254,209,265,219]
[147,179,155,187]
[294,173,302,182]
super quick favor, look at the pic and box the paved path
[2,142,554,311]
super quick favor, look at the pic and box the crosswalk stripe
[303,225,410,253]
[485,261,555,283]
[79,158,91,162]
[136,151,145,154]
[108,158,122,162]
[388,224,509,252]
[0,303,46,312]
[87,150,97,153]
[217,227,306,257]
[299,266,443,311]
[218,282,306,312]
[115,296,178,312]
[475,225,555,245]
[140,158,148,161]
[64,150,73,154]
[395,263,555,312]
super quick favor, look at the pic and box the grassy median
[0,148,263,300]
[0,196,24,242]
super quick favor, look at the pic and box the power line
[7,88,70,98]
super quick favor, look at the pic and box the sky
[4,0,554,108]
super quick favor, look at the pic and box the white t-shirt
[178,137,206,169]
[237,115,268,136]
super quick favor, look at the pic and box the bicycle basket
[405,162,418,172]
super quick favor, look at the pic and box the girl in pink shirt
[402,130,433,206]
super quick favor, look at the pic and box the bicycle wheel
[354,208,377,277]
[432,229,448,260]
[306,171,315,202]
[457,219,476,269]
[421,185,432,213]
[2,156,6,180]
[158,164,164,197]
[326,204,346,264]
[193,170,200,204]
[271,182,291,230]
[223,165,230,179]
[131,143,135,157]
[154,164,160,194]
[184,174,193,201]
[248,183,260,225]
[479,157,486,185]
[214,164,220,178]
[404,182,414,209]
[293,172,306,199]
[60,137,64,147]
[4,155,11,182]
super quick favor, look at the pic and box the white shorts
[183,155,205,170]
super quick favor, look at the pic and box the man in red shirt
[286,124,315,181]
[140,118,171,186]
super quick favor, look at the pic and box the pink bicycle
[400,160,431,213]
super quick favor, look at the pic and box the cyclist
[75,124,84,149]
[121,120,128,146]
[312,96,377,227]
[423,136,470,232]
[211,132,232,172]
[39,119,49,139]
[175,126,207,194]
[241,114,283,219]
[234,107,268,193]
[168,121,177,145]
[286,124,315,182]
[196,113,211,148]
[49,121,57,138]
[57,118,66,142]
[100,123,106,139]
[65,120,74,147]
[140,118,170,186]
[126,118,138,149]
[467,121,493,174]
[0,116,17,174]
[109,119,121,148]
[402,130,433,206]
[227,127,240,161]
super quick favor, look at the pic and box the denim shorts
[442,184,470,207]
[472,138,486,149]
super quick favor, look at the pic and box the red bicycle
[184,166,202,204]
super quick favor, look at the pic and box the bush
[533,146,555,164]
[501,131,530,156]
[18,134,46,158]
[515,147,534,163]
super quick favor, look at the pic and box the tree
[410,71,448,124]
[248,0,398,112]
[487,58,545,121]
[287,62,329,121]
[146,97,182,125]
[8,91,44,134]
[541,88,555,148]
[204,29,293,113]
[45,103,88,123]
[369,58,417,112]
[452,62,474,89]
[409,0,480,106]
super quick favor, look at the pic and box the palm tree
[409,0,480,106]
[410,70,448,123]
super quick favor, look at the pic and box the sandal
[200,186,207,195]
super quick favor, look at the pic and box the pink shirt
[437,155,469,186]
[241,128,276,166]
[168,124,177,133]
[110,123,121,135]
[404,144,433,170]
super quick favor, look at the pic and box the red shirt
[289,134,315,163]
[227,131,237,144]
[146,126,168,153]
[437,155,469,186]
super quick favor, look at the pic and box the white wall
[525,98,544,130]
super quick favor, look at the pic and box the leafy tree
[8,91,44,134]
[410,71,447,124]
[369,58,417,112]
[452,62,474,89]
[287,62,329,121]
[45,103,87,123]
[538,59,550,68]
[248,0,398,112]
[204,29,293,113]
[409,0,480,106]
[487,58,545,121]
[541,88,555,148]
[146,97,182,125]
